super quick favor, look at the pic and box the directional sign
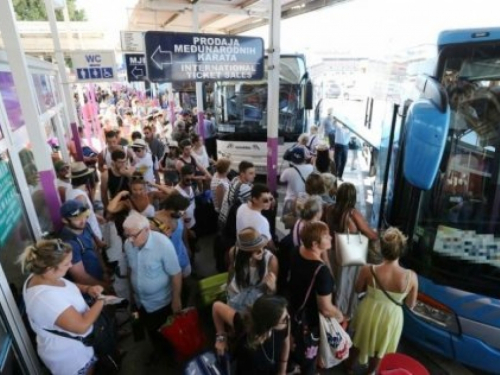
[144,32,264,82]
[71,51,116,82]
[124,54,147,82]
[121,31,145,52]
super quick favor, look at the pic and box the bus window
[413,48,500,297]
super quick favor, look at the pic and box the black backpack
[277,222,301,296]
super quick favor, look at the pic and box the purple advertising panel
[32,74,56,113]
[0,71,25,131]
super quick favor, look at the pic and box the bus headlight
[410,293,460,335]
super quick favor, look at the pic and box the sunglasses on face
[132,147,144,153]
[274,315,290,332]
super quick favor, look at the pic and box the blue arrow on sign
[151,47,172,70]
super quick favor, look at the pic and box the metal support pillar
[43,0,83,161]
[192,5,205,139]
[266,0,281,192]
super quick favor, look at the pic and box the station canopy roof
[127,0,350,35]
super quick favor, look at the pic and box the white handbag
[335,211,369,266]
[318,313,352,369]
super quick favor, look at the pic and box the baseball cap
[290,147,306,164]
[60,199,89,219]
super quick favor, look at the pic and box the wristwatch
[215,334,226,343]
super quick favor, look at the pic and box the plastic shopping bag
[318,313,352,369]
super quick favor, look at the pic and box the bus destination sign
[144,31,264,82]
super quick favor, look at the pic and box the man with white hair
[123,211,182,364]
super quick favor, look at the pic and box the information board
[0,159,21,247]
[71,51,116,82]
[120,31,145,52]
[144,32,264,82]
[124,54,146,82]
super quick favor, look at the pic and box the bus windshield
[413,43,500,298]
[215,56,307,140]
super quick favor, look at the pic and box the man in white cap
[131,138,159,184]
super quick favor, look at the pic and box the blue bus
[374,28,500,373]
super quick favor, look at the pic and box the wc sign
[71,51,116,82]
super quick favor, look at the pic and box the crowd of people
[19,90,419,375]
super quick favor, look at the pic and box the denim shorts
[77,355,98,375]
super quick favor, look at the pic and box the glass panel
[17,147,53,236]
[0,151,35,300]
[0,72,25,132]
[413,44,500,298]
[216,56,307,139]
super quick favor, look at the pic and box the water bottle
[131,311,145,342]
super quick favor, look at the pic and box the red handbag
[159,307,207,361]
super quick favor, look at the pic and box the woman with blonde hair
[347,227,418,374]
[19,239,106,375]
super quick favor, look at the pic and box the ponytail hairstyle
[18,239,72,275]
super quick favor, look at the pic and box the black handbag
[45,307,120,373]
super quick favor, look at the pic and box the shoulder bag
[370,266,404,307]
[44,306,120,373]
[292,264,324,360]
[335,210,369,266]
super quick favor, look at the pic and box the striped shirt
[218,177,252,228]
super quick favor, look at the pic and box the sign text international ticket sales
[144,32,264,82]
[175,37,257,79]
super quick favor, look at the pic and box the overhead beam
[162,13,180,28]
[227,0,352,35]
[137,0,268,18]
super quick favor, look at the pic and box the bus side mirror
[305,80,313,110]
[403,99,450,190]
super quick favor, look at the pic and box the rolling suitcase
[184,351,230,375]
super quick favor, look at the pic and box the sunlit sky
[79,0,500,60]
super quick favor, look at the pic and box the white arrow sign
[151,46,172,70]
[131,66,144,79]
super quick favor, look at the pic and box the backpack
[221,182,243,246]
[277,222,301,295]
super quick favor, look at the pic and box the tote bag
[318,313,352,369]
[335,211,369,266]
[159,307,206,361]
